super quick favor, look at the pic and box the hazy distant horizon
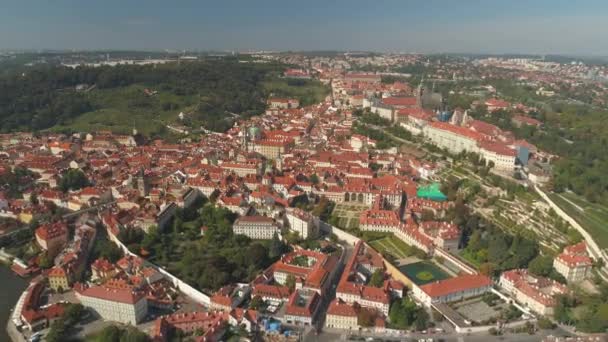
[2,0,608,56]
[3,49,608,61]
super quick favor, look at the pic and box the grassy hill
[0,59,329,136]
[51,85,198,135]
[548,192,608,250]
[263,78,330,107]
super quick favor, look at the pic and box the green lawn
[263,79,329,106]
[50,85,198,135]
[368,235,422,260]
[370,239,406,259]
[369,240,391,256]
[548,192,608,250]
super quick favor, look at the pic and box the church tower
[135,167,150,197]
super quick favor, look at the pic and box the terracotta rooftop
[420,274,492,298]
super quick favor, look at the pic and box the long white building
[412,274,492,307]
[423,121,516,171]
[232,216,280,240]
[423,121,482,154]
[75,281,148,325]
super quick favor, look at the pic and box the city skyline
[1,0,608,55]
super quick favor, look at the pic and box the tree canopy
[369,269,385,288]
[121,203,280,292]
[89,325,150,342]
[0,59,327,134]
[59,169,89,192]
[389,297,429,330]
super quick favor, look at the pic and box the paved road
[305,328,573,342]
[310,235,355,333]
[6,321,25,342]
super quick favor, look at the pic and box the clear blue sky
[1,0,607,55]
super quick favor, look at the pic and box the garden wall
[103,222,211,306]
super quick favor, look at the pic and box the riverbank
[0,265,28,342]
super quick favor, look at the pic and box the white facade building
[286,208,319,239]
[232,216,280,240]
[423,122,481,154]
[75,284,148,325]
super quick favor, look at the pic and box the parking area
[451,294,510,324]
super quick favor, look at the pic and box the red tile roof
[428,122,484,142]
[253,284,290,300]
[327,299,358,317]
[285,290,320,317]
[35,222,67,241]
[381,97,417,107]
[513,115,542,126]
[398,108,434,120]
[479,141,517,157]
[420,274,492,298]
[556,242,593,268]
[235,215,274,224]
[75,279,145,305]
[485,98,510,108]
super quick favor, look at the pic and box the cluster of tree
[537,316,556,330]
[45,303,84,342]
[38,252,54,269]
[461,214,540,276]
[0,222,35,255]
[351,122,397,150]
[386,125,414,141]
[440,176,481,204]
[0,167,36,199]
[285,274,296,293]
[380,75,409,84]
[389,297,429,331]
[0,59,304,133]
[266,78,329,108]
[89,324,150,342]
[297,238,322,251]
[553,286,608,333]
[455,151,493,177]
[310,196,335,222]
[121,202,285,292]
[91,236,124,263]
[392,62,434,76]
[58,169,90,192]
[447,93,476,111]
[468,95,608,206]
[249,295,265,310]
[527,255,567,283]
[358,112,391,126]
[357,307,383,327]
[368,269,385,288]
[290,194,313,211]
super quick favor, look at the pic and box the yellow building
[48,266,70,292]
[18,211,34,224]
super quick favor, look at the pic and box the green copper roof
[417,183,447,201]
